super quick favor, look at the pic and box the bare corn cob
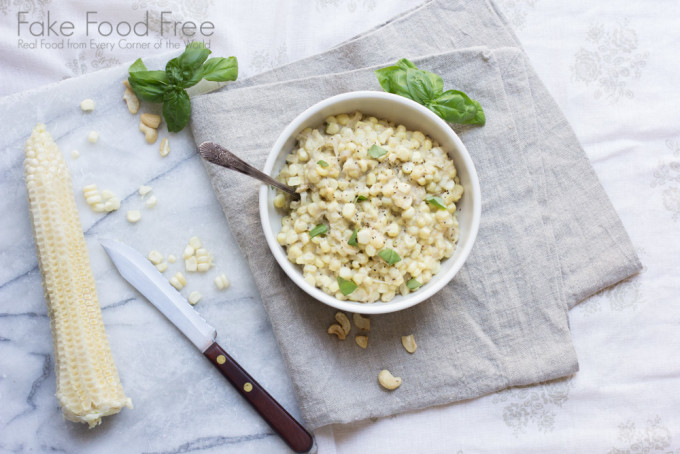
[24,124,132,427]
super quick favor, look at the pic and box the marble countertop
[0,63,304,453]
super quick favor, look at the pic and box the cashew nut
[159,137,170,157]
[327,324,346,340]
[139,122,158,144]
[355,335,368,349]
[378,369,402,390]
[335,312,351,335]
[140,113,162,129]
[353,313,370,331]
[401,334,417,353]
[123,86,140,114]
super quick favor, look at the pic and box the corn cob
[24,124,132,427]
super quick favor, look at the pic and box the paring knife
[100,239,313,454]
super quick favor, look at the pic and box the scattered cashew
[378,369,402,390]
[401,334,417,353]
[123,85,140,114]
[335,312,351,335]
[140,113,162,129]
[327,324,346,340]
[355,335,368,349]
[353,313,370,331]
[159,137,170,157]
[139,122,158,144]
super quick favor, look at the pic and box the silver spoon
[198,141,300,201]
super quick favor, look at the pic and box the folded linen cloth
[190,0,641,429]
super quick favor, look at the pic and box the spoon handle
[199,141,300,200]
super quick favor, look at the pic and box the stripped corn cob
[24,124,132,427]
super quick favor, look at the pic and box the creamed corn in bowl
[273,111,464,303]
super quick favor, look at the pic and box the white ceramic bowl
[259,91,481,314]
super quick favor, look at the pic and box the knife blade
[100,239,313,453]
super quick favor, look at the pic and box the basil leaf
[337,276,357,296]
[178,42,211,71]
[378,248,401,265]
[202,56,238,82]
[317,160,329,167]
[354,195,367,203]
[375,59,485,126]
[405,67,442,104]
[165,58,184,84]
[309,224,328,238]
[165,57,204,88]
[163,44,211,88]
[162,89,191,132]
[128,46,237,133]
[471,99,486,126]
[375,66,411,98]
[348,229,358,246]
[128,57,147,73]
[396,58,418,70]
[368,144,388,159]
[428,89,483,125]
[128,70,169,103]
[406,278,422,290]
[426,195,447,210]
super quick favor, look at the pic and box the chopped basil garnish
[337,276,357,295]
[309,224,328,238]
[348,229,358,246]
[368,144,388,159]
[317,160,329,167]
[426,195,447,210]
[378,248,401,265]
[406,278,422,290]
[354,195,368,203]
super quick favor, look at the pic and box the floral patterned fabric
[1,0,678,452]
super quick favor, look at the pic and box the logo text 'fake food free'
[17,10,215,38]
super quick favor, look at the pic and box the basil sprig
[127,43,238,132]
[375,58,485,126]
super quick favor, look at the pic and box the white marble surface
[0,62,309,453]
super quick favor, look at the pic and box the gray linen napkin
[189,0,641,429]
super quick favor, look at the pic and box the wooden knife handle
[204,342,313,453]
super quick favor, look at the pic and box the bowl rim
[259,90,481,314]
